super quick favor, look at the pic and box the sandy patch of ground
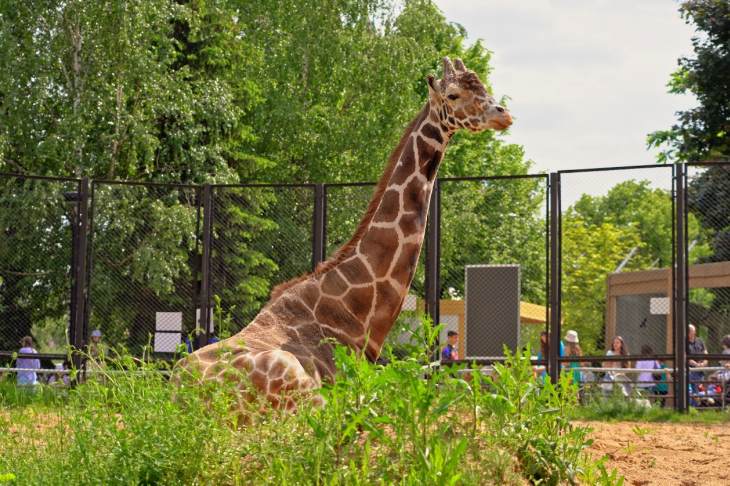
[581,421,730,486]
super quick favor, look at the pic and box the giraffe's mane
[269,102,430,301]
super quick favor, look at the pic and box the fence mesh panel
[87,182,201,357]
[0,175,78,360]
[210,185,315,338]
[686,163,730,407]
[439,176,548,360]
[560,167,675,405]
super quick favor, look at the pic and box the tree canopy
[0,0,540,354]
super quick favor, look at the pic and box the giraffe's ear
[427,75,442,99]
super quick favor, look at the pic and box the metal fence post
[199,184,213,349]
[70,177,89,368]
[549,172,561,384]
[674,163,688,411]
[312,184,326,270]
[425,181,441,343]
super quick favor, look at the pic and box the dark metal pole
[425,181,441,336]
[312,184,326,270]
[548,172,561,384]
[199,184,213,349]
[674,164,688,411]
[71,178,89,369]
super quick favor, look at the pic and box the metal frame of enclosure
[2,161,730,411]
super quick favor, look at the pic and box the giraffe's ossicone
[175,57,512,411]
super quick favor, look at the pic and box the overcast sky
[433,0,697,200]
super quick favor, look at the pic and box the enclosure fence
[1,162,729,410]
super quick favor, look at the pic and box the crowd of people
[437,323,730,407]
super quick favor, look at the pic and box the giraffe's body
[179,58,512,409]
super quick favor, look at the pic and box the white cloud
[434,0,697,185]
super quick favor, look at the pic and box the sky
[433,0,697,202]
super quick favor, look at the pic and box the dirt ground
[582,421,730,485]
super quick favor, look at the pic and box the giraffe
[177,58,512,410]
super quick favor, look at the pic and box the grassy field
[1,334,623,485]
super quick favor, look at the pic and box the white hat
[565,330,579,344]
[91,329,102,338]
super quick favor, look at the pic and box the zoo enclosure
[1,162,729,410]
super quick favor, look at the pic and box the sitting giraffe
[177,58,512,410]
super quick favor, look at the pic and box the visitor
[47,362,70,387]
[89,329,106,360]
[16,336,41,386]
[635,344,662,395]
[604,335,630,371]
[563,330,583,385]
[535,331,564,379]
[601,335,631,396]
[441,331,459,361]
[687,324,708,392]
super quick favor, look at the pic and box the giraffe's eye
[447,94,459,100]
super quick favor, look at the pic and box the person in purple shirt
[441,331,459,361]
[16,336,40,386]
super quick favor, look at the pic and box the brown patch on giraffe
[342,285,375,321]
[421,123,443,144]
[268,377,285,394]
[336,257,373,285]
[390,141,415,186]
[315,296,364,339]
[416,135,435,164]
[250,370,267,392]
[368,280,401,345]
[359,227,399,278]
[403,178,427,213]
[423,150,442,180]
[391,243,421,284]
[454,109,466,119]
[297,281,319,308]
[273,295,315,323]
[373,190,400,223]
[321,270,347,296]
[268,358,287,379]
[399,211,425,236]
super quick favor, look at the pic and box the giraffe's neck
[327,102,452,359]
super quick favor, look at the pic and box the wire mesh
[686,163,730,406]
[559,166,676,406]
[210,185,315,338]
[0,175,78,362]
[439,176,548,360]
[87,182,201,357]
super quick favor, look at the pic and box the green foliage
[647,0,729,163]
[0,320,619,485]
[0,0,537,352]
[561,213,643,353]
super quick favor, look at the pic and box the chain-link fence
[558,166,676,405]
[685,163,730,408]
[87,181,202,357]
[0,174,79,364]
[2,165,729,409]
[210,184,315,338]
[439,176,548,360]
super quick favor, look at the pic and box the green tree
[647,0,729,163]
[561,213,645,353]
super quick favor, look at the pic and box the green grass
[572,389,730,424]
[1,327,622,485]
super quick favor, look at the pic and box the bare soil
[582,421,730,485]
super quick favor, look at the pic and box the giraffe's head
[427,57,512,133]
